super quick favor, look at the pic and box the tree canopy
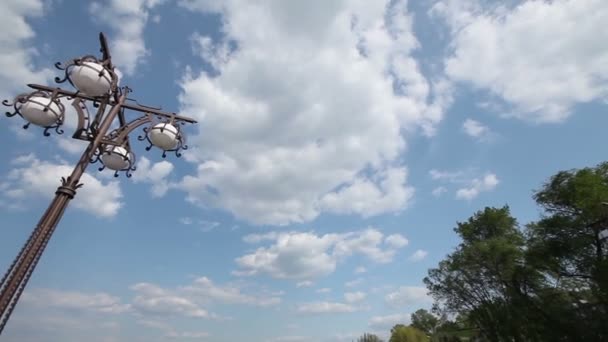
[353,161,608,341]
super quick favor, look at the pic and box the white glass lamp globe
[69,62,113,96]
[149,123,179,150]
[19,97,63,127]
[101,146,132,171]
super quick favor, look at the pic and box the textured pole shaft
[0,94,126,334]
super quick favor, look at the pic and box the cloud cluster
[433,0,608,122]
[455,173,499,200]
[236,228,409,280]
[0,0,52,100]
[462,118,491,141]
[129,276,281,319]
[369,313,411,329]
[408,249,428,262]
[296,301,358,314]
[22,288,131,314]
[175,0,451,226]
[385,286,431,308]
[1,154,123,217]
[429,168,499,200]
[90,0,166,75]
[131,156,174,197]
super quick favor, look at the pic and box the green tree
[390,324,407,335]
[410,309,438,335]
[423,206,546,341]
[357,333,383,342]
[526,162,608,338]
[389,325,428,342]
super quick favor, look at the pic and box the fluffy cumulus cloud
[137,320,210,340]
[296,301,358,314]
[462,118,490,140]
[236,228,409,280]
[129,276,281,319]
[344,291,366,303]
[176,0,452,226]
[22,288,131,314]
[369,313,411,329]
[130,283,211,318]
[408,249,428,262]
[90,0,166,75]
[131,156,174,197]
[433,0,608,122]
[455,173,499,200]
[0,0,53,100]
[429,168,499,200]
[267,335,309,342]
[1,154,123,217]
[181,276,281,307]
[385,286,431,308]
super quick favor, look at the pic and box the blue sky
[1,0,607,341]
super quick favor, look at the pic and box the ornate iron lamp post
[0,33,197,334]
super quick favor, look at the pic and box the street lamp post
[0,33,197,334]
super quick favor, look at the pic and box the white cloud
[1,154,123,217]
[462,118,490,140]
[320,167,415,217]
[429,169,469,183]
[316,288,332,294]
[385,234,409,248]
[430,168,499,200]
[408,249,428,262]
[130,283,211,318]
[132,156,174,197]
[235,231,337,280]
[455,173,499,200]
[198,220,220,232]
[176,0,452,226]
[297,301,358,314]
[179,217,194,225]
[234,229,408,281]
[385,286,431,308]
[56,137,89,155]
[432,186,447,197]
[90,0,166,75]
[137,319,209,340]
[344,291,366,303]
[0,0,53,101]
[354,266,367,274]
[433,0,608,122]
[22,288,130,314]
[369,313,411,329]
[296,281,314,288]
[267,336,309,342]
[242,232,280,244]
[345,278,364,288]
[131,276,280,320]
[184,276,281,307]
[165,331,210,339]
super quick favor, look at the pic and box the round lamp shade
[69,62,113,96]
[101,146,132,171]
[19,96,63,127]
[149,123,179,150]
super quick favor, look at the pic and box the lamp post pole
[0,33,197,334]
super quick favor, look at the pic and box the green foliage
[357,333,383,342]
[389,325,429,342]
[422,162,608,341]
[526,162,608,338]
[410,309,438,335]
[424,206,536,341]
